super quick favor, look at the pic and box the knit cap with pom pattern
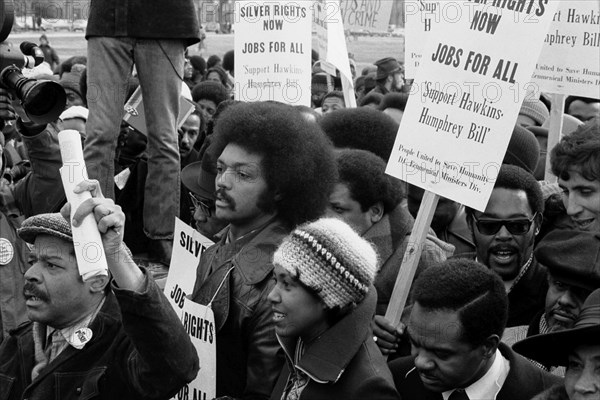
[273,218,378,309]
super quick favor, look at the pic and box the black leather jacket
[191,219,289,400]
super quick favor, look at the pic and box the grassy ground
[9,31,404,72]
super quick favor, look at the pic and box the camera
[0,0,66,125]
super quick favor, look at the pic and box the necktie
[449,389,470,400]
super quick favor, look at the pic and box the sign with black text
[532,0,600,98]
[386,0,559,211]
[339,0,394,32]
[234,0,312,105]
[165,218,216,400]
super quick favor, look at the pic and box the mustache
[215,189,236,209]
[489,244,519,253]
[23,282,49,302]
[550,306,577,320]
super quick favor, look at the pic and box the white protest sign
[532,0,600,98]
[313,0,356,107]
[234,1,312,105]
[165,218,215,400]
[339,0,394,33]
[404,0,441,78]
[172,299,217,400]
[164,218,214,305]
[386,1,559,212]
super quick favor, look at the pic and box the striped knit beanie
[519,98,550,126]
[273,218,378,309]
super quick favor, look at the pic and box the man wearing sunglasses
[465,164,547,328]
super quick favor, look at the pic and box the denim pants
[84,37,184,239]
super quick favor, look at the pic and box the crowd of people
[0,1,599,399]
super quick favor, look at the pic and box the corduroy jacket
[0,273,199,400]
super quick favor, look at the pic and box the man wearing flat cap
[514,289,600,400]
[368,57,406,96]
[0,181,198,399]
[503,230,600,364]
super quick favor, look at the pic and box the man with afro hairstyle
[191,81,231,124]
[326,149,453,316]
[320,107,399,161]
[190,101,338,399]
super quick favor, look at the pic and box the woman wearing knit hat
[268,218,400,400]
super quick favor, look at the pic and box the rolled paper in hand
[58,129,108,280]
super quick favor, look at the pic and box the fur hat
[519,98,550,126]
[503,125,540,174]
[273,218,378,309]
[535,230,600,291]
[18,213,73,244]
[320,107,399,161]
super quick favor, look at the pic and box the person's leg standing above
[134,39,185,266]
[84,37,135,199]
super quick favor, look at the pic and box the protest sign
[171,298,216,400]
[165,218,215,400]
[386,1,559,212]
[532,0,600,98]
[164,218,214,306]
[339,0,394,33]
[404,0,441,78]
[314,0,356,107]
[234,0,312,105]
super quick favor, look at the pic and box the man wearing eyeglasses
[181,149,227,241]
[465,164,547,327]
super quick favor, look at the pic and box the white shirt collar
[441,348,510,400]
